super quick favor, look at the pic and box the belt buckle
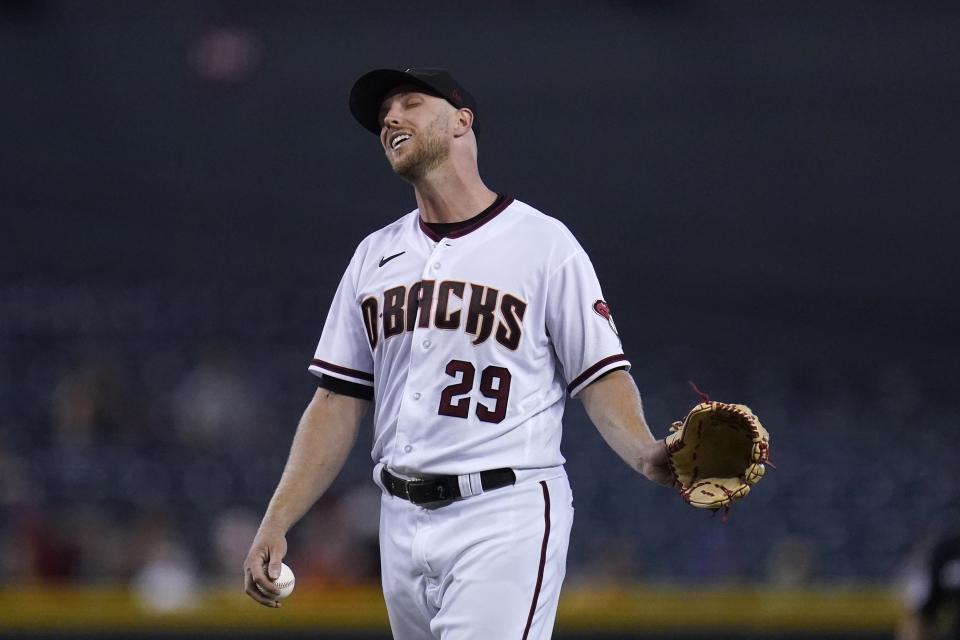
[407,478,449,504]
[383,469,410,501]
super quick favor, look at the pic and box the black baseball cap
[349,68,479,135]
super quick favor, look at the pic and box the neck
[412,159,497,224]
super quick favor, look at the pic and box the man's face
[378,88,453,181]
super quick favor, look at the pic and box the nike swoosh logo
[378,251,406,268]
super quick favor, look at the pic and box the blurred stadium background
[1,1,958,638]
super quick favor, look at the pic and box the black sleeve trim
[567,354,630,396]
[318,374,374,401]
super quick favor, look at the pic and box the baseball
[256,562,295,600]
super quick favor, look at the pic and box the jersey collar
[418,196,514,242]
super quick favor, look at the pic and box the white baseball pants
[375,468,574,640]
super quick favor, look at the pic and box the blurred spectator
[172,346,260,451]
[898,531,960,640]
[66,506,131,584]
[51,349,143,449]
[5,507,80,584]
[130,512,199,612]
[290,486,380,587]
[3,504,131,584]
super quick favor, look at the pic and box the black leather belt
[381,467,516,505]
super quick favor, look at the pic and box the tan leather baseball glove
[665,400,770,512]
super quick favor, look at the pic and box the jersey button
[432,262,441,270]
[403,445,413,453]
[412,392,421,400]
[422,339,431,349]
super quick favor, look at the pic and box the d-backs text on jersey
[360,280,526,350]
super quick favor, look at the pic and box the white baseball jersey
[309,197,628,477]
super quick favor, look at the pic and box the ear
[452,108,474,138]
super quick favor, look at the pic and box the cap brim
[349,69,440,135]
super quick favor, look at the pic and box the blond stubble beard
[386,114,451,182]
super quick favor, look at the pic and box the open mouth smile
[390,132,412,150]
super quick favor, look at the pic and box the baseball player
[243,68,674,639]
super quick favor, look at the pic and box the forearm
[579,370,658,473]
[258,387,368,535]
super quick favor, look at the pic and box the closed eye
[378,94,423,129]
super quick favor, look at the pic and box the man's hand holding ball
[243,530,293,608]
[257,562,295,601]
